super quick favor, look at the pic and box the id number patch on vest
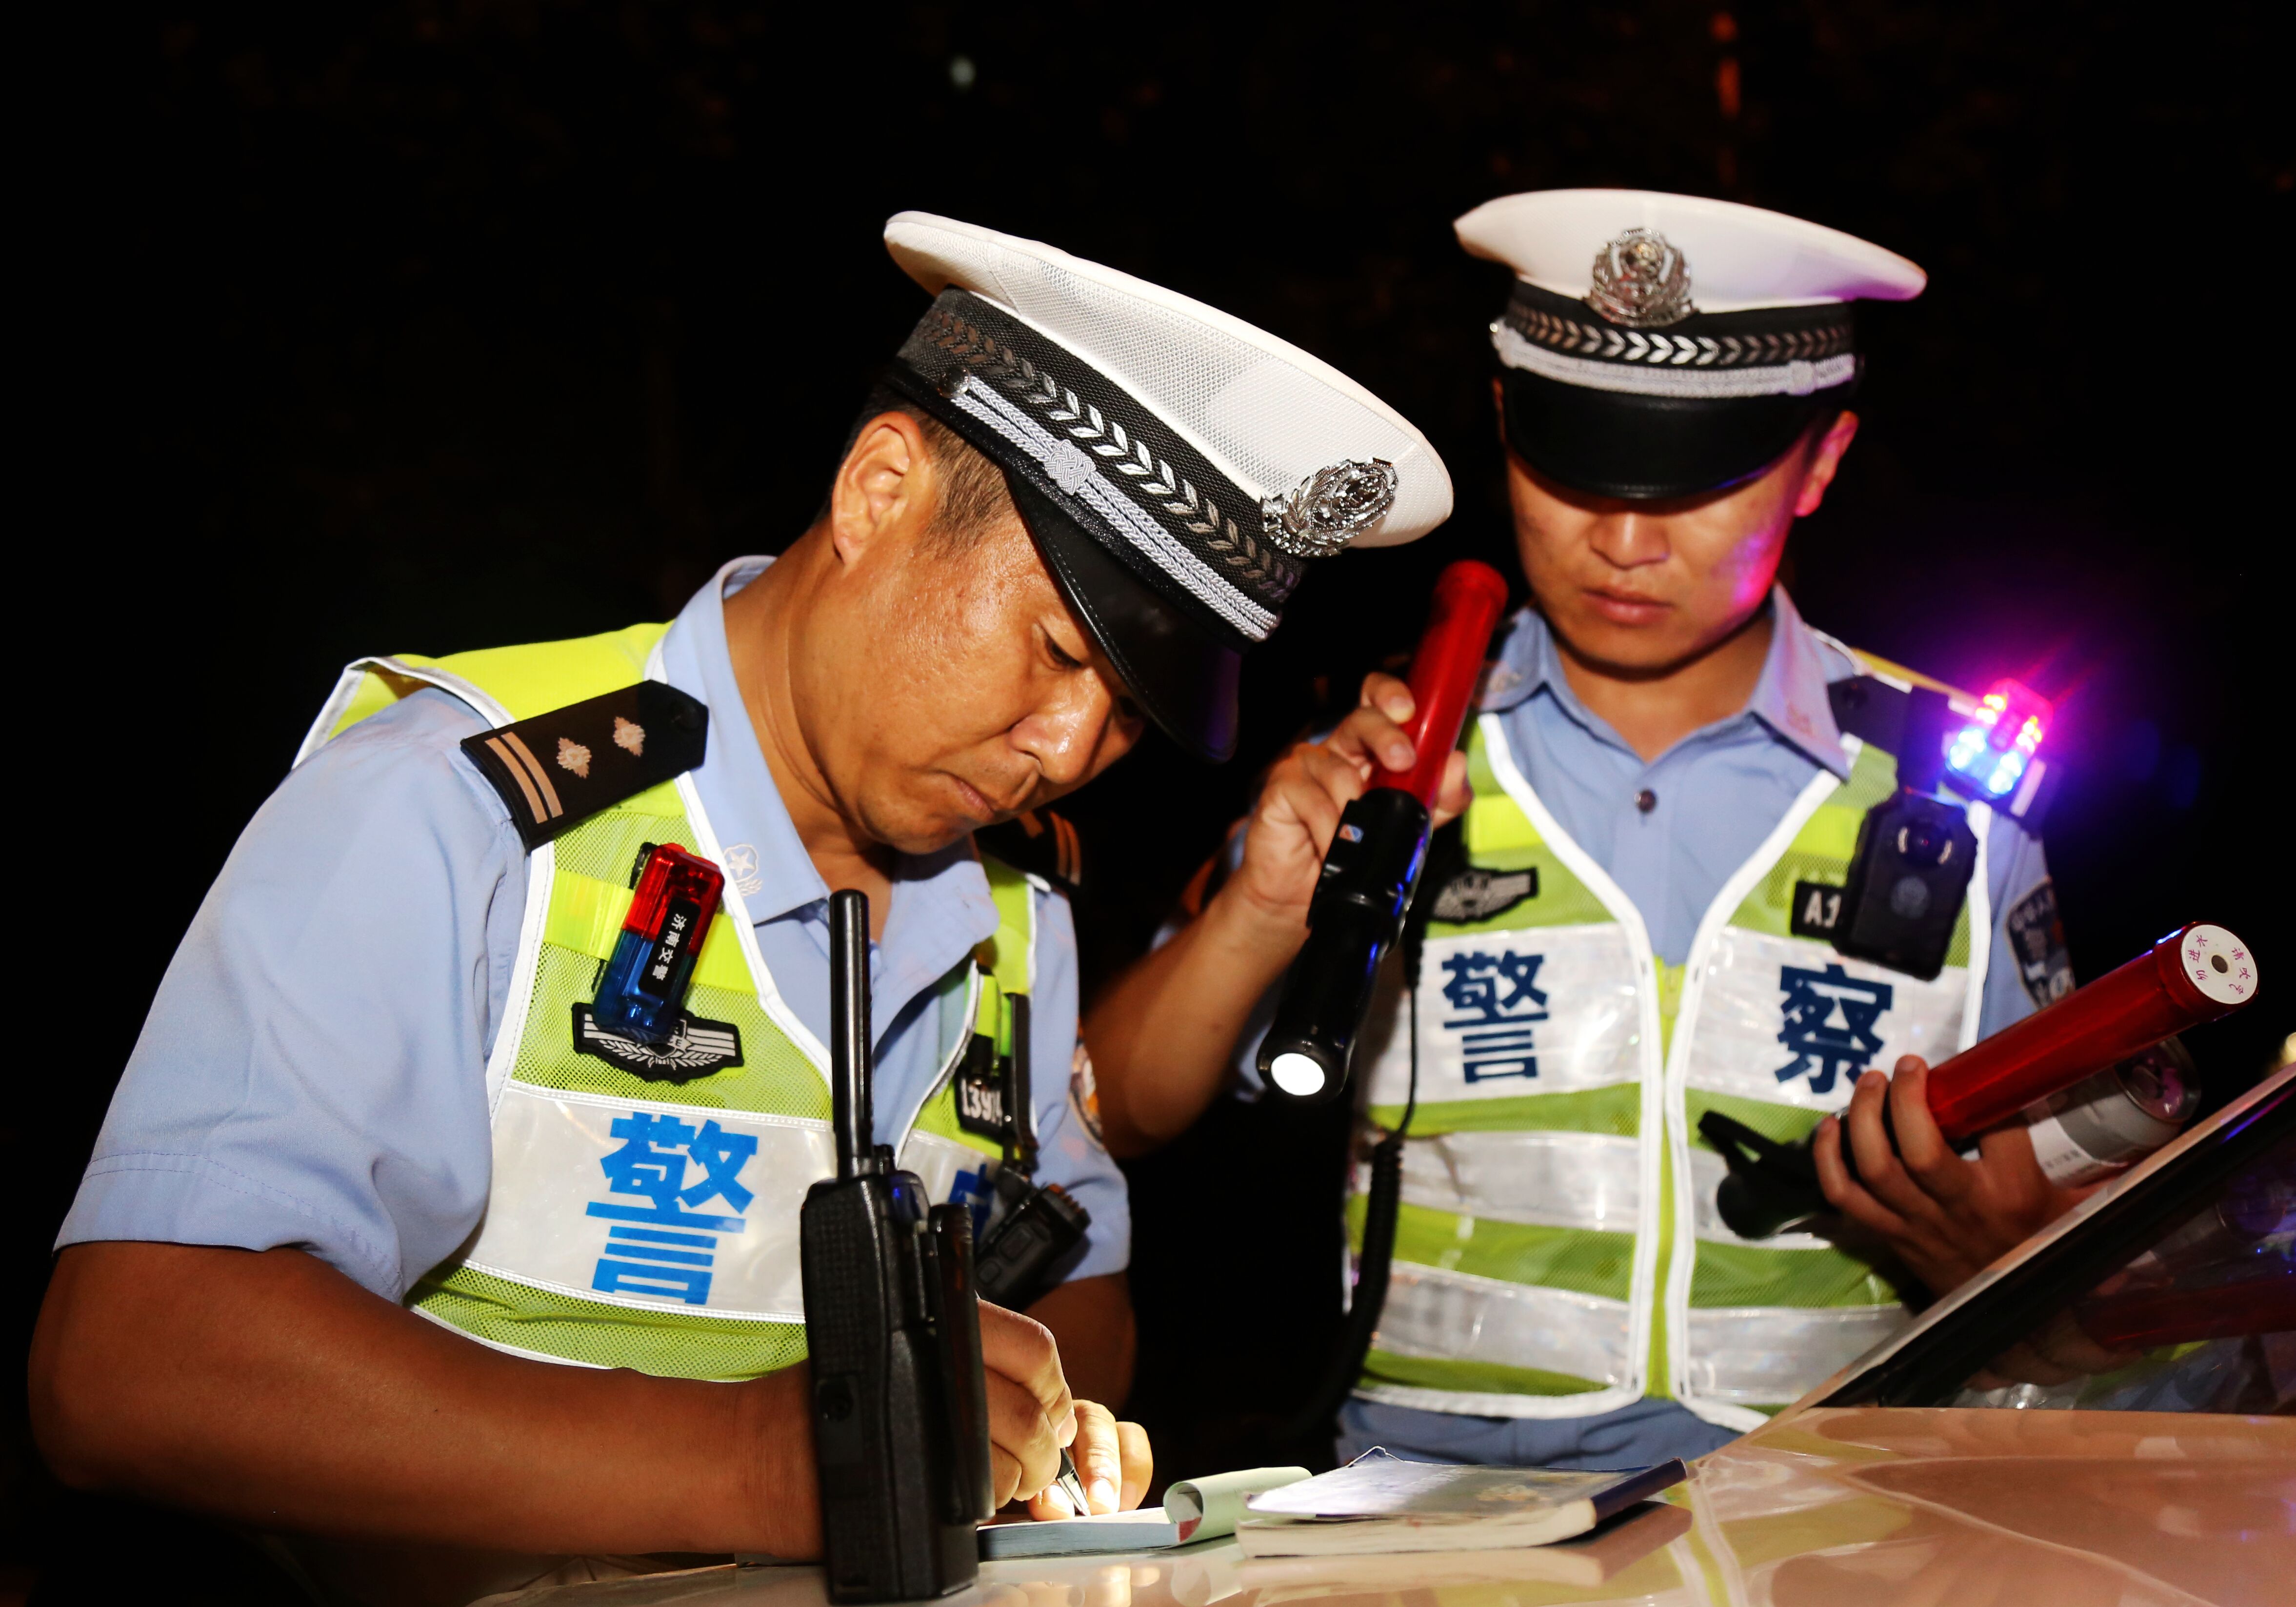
[571,1004,744,1083]
[954,1035,1008,1142]
[1789,880,1845,940]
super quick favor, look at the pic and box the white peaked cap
[885,212,1452,547]
[1456,188,1925,311]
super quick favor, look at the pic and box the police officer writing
[31,214,1452,1595]
[1085,191,2081,1469]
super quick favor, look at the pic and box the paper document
[1238,1448,1687,1556]
[1238,1500,1691,1585]
[979,1467,1310,1560]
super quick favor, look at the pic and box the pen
[1055,1447,1091,1515]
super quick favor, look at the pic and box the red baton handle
[1926,921,2259,1141]
[1378,559,1511,808]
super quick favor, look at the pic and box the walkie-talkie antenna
[828,889,879,1178]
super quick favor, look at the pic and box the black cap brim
[1500,367,1848,501]
[1003,470,1241,763]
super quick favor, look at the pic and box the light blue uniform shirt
[61,558,1129,1303]
[1297,590,2059,1468]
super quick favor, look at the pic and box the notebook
[978,1466,1310,1560]
[1236,1448,1688,1557]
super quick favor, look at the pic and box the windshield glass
[1947,1123,2294,1411]
[1820,1067,2295,1414]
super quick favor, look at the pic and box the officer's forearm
[31,1241,818,1558]
[1084,885,1304,1157]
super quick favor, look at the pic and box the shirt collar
[1477,585,1853,778]
[654,557,999,953]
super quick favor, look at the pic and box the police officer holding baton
[1086,191,2081,1469]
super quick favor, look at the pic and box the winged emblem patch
[1431,867,1539,924]
[571,1004,744,1083]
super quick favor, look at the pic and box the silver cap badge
[1586,227,1696,328]
[1260,459,1398,559]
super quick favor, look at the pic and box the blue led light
[1940,680,2050,803]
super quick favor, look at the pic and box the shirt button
[1635,788,1657,813]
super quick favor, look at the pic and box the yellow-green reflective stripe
[1794,805,1863,862]
[544,870,754,995]
[1686,1088,1827,1151]
[433,623,671,720]
[328,657,445,742]
[1371,1082,1640,1137]
[1648,1141,1674,1399]
[1691,1240,1902,1309]
[1360,1349,1607,1399]
[1349,1196,1635,1302]
[329,623,675,744]
[978,860,1035,995]
[411,1266,806,1381]
[1462,794,1540,855]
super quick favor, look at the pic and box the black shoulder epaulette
[977,808,1083,898]
[1826,674,1911,754]
[460,682,708,851]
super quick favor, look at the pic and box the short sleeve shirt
[60,558,1130,1299]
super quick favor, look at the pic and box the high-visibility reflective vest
[1351,683,1993,1430]
[298,623,1037,1381]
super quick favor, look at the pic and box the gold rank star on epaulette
[460,683,709,851]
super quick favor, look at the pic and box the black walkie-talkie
[801,891,991,1602]
[973,992,1091,1310]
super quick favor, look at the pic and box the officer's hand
[1814,1055,2084,1295]
[1025,1400,1153,1519]
[978,1302,1076,1509]
[1228,671,1473,934]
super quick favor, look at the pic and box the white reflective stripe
[1373,1263,1636,1393]
[1661,757,1843,1412]
[1386,1130,1642,1234]
[1476,719,1666,1405]
[897,1129,999,1210]
[1360,925,1645,1108]
[466,1080,832,1322]
[1679,925,1969,1111]
[948,376,1275,642]
[1685,1147,1831,1249]
[1493,321,1858,400]
[1680,1303,1910,1406]
[1386,1131,1833,1248]
[888,964,983,1161]
[660,670,835,1086]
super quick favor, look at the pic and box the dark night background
[11,2,2289,1597]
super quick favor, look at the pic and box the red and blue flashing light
[593,842,726,1043]
[1941,677,2054,814]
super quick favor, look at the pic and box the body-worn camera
[801,891,991,1602]
[1832,790,1978,980]
[1813,684,1977,981]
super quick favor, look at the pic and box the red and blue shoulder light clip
[1942,676,2055,814]
[594,842,728,1043]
